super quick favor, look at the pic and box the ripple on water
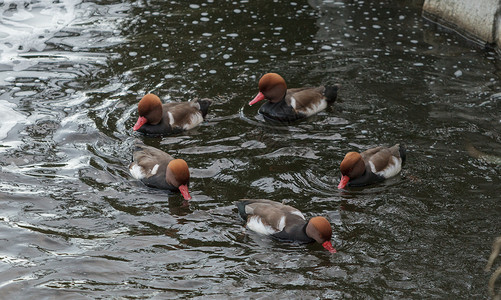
[0,0,500,298]
[0,100,28,141]
[0,0,79,71]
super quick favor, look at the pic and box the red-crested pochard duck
[249,73,338,123]
[133,93,211,135]
[235,199,336,253]
[338,144,406,189]
[130,140,191,200]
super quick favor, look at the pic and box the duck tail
[196,98,212,118]
[324,85,339,103]
[398,144,407,166]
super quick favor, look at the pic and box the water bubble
[454,70,463,77]
[129,52,137,56]
[209,70,216,74]
[190,4,200,9]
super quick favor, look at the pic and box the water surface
[0,0,500,298]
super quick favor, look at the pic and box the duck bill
[133,116,148,131]
[178,184,191,200]
[337,175,350,189]
[322,241,337,253]
[249,92,265,106]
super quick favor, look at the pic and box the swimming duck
[249,73,338,123]
[133,93,211,135]
[130,140,191,200]
[338,144,406,189]
[235,199,336,253]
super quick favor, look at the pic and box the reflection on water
[0,0,500,298]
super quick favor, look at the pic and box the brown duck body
[235,199,336,253]
[129,140,191,200]
[338,144,406,189]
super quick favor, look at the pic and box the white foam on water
[0,0,82,71]
[0,100,27,140]
[1,155,90,179]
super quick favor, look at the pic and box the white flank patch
[277,216,286,231]
[290,96,297,109]
[298,98,327,117]
[184,112,203,130]
[129,163,146,179]
[168,111,175,126]
[374,156,402,179]
[290,210,306,220]
[369,161,377,174]
[247,216,279,235]
[150,164,160,175]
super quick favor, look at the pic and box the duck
[129,140,191,200]
[248,73,338,123]
[133,93,211,135]
[338,144,406,189]
[235,199,336,253]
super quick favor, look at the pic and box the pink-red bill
[338,175,349,189]
[249,92,265,106]
[133,116,147,131]
[178,184,191,200]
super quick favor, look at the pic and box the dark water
[1,0,500,298]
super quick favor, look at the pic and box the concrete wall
[423,0,501,50]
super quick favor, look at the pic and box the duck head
[133,94,163,131]
[306,216,336,253]
[338,152,365,189]
[166,159,191,200]
[249,73,287,105]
